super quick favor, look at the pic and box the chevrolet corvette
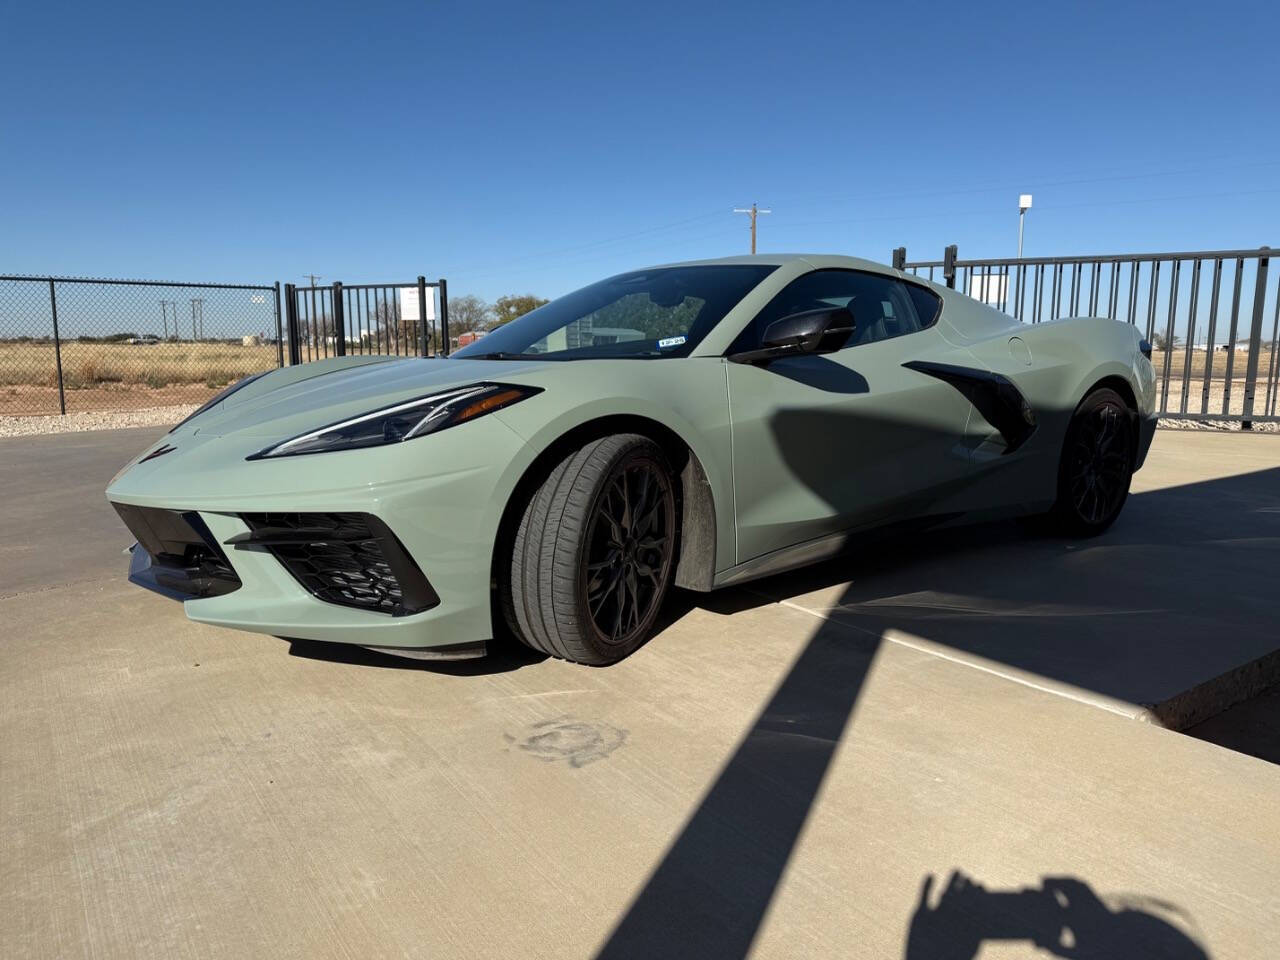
[107,254,1157,664]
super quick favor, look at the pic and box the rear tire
[502,434,678,665]
[1048,387,1135,536]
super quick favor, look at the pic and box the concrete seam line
[771,596,1161,726]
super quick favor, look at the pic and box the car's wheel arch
[490,414,720,627]
[1064,370,1143,475]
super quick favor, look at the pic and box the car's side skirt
[711,514,961,589]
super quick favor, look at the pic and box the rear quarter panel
[939,289,1152,509]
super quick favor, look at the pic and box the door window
[727,269,940,354]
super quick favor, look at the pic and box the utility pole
[733,203,771,255]
[302,274,323,351]
[158,299,171,339]
[1018,194,1032,258]
[190,298,204,340]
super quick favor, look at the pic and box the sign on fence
[970,272,1009,307]
[399,286,436,323]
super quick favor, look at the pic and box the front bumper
[106,414,533,652]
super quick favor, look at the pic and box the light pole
[1018,194,1033,258]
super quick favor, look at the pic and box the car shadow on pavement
[665,464,1280,727]
[594,467,1279,958]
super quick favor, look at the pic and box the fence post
[438,277,450,356]
[48,279,66,415]
[272,281,284,367]
[1241,246,1270,430]
[284,283,301,365]
[943,245,958,289]
[891,247,906,271]
[417,276,430,357]
[332,282,346,356]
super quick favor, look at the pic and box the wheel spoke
[625,568,641,631]
[582,455,676,644]
[618,474,632,535]
[588,549,619,574]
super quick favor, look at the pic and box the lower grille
[236,512,438,617]
[112,503,242,601]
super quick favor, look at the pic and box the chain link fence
[0,275,282,417]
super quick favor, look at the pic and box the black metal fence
[284,278,450,364]
[894,245,1280,426]
[0,275,282,417]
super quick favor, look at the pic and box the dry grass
[1150,347,1277,381]
[0,341,279,390]
[0,341,280,416]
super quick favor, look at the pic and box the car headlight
[247,382,540,459]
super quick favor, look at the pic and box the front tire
[1049,387,1136,536]
[503,434,678,665]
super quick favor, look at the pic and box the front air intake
[232,512,439,617]
[112,503,242,601]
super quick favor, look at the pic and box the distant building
[456,330,486,348]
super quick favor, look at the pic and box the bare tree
[448,294,493,337]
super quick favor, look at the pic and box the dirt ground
[1,382,222,416]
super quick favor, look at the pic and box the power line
[732,203,771,254]
[445,210,726,276]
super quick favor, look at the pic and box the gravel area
[0,404,196,438]
[1159,417,1280,433]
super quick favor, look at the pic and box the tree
[447,294,493,337]
[1150,332,1182,352]
[492,294,549,328]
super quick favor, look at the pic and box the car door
[725,268,977,564]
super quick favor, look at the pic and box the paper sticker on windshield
[658,335,687,349]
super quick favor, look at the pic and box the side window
[727,269,940,354]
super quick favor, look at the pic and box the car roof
[641,253,900,276]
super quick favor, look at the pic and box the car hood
[183,356,556,441]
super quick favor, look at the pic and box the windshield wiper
[457,351,544,361]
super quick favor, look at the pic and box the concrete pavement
[1,427,1278,959]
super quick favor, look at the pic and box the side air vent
[903,360,1038,453]
[231,512,439,617]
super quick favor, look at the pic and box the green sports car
[107,254,1157,665]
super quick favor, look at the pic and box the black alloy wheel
[582,455,676,648]
[1052,387,1136,535]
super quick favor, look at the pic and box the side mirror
[729,306,854,365]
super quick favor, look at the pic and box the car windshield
[453,265,777,360]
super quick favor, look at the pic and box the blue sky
[2,0,1277,302]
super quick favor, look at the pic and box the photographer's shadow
[905,870,1209,959]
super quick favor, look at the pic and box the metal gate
[284,277,450,364]
[894,245,1280,427]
